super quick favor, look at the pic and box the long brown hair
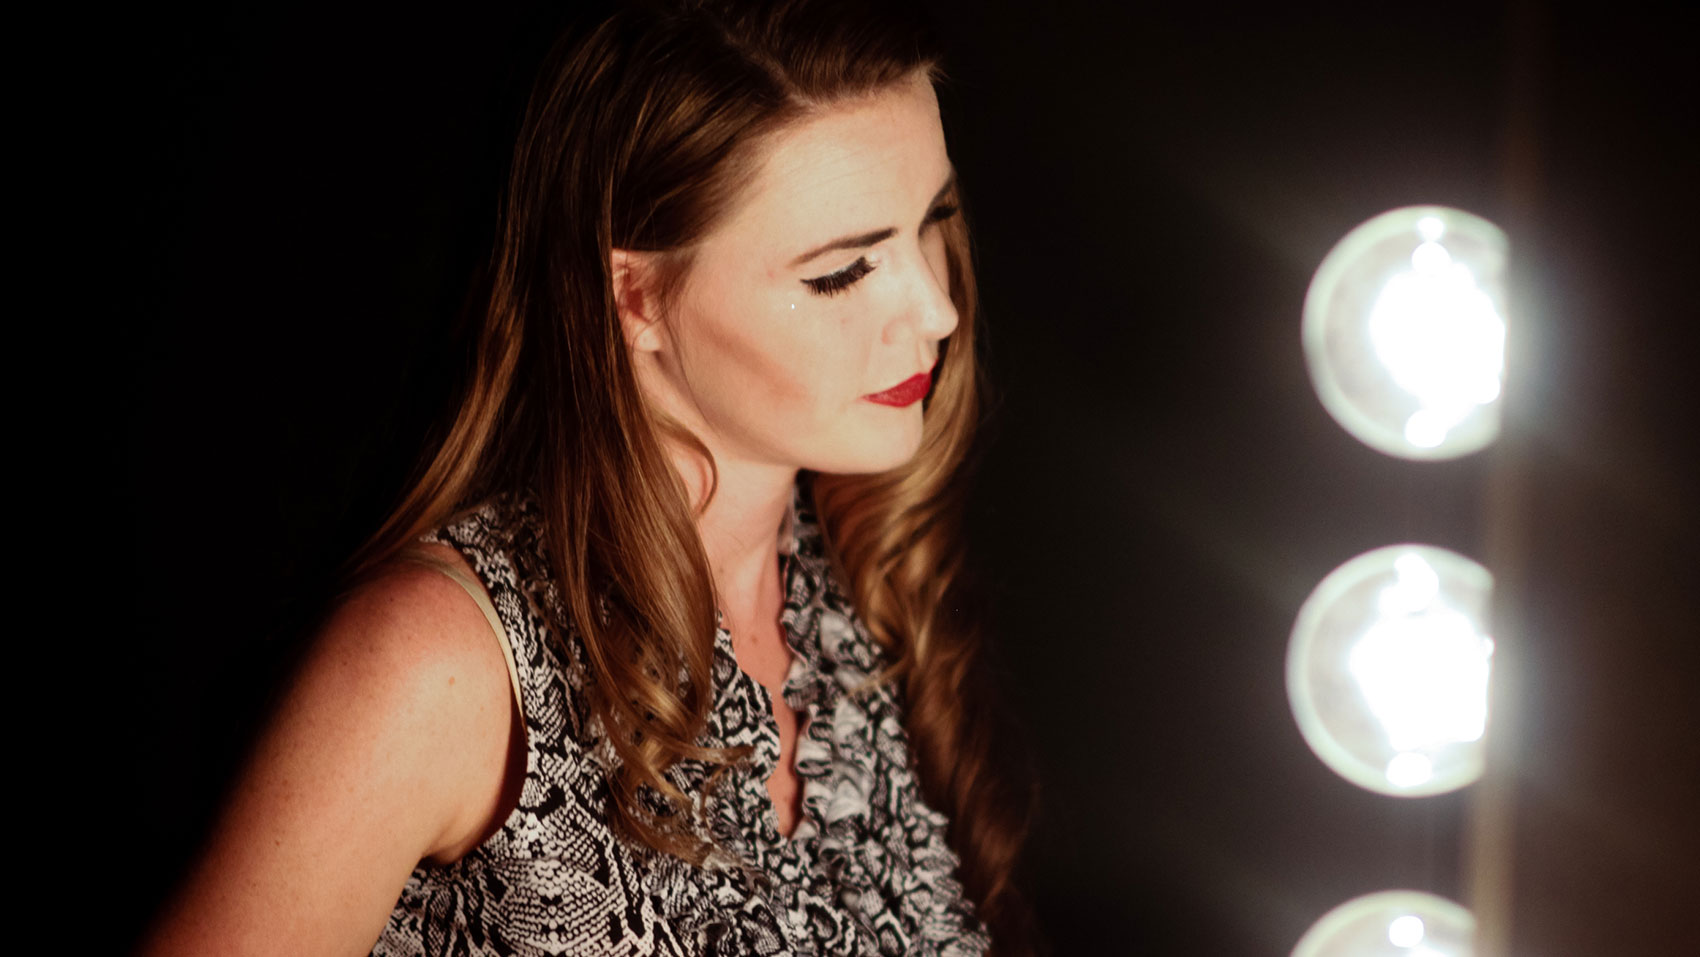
[345,0,1034,950]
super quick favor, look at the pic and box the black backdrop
[117,2,1694,953]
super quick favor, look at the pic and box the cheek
[689,298,861,413]
[781,312,869,400]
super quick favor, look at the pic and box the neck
[667,441,795,625]
[632,353,795,625]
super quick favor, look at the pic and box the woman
[144,0,1032,953]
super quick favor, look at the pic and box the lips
[864,371,933,407]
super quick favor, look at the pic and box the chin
[810,419,926,475]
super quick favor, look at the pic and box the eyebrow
[787,171,958,269]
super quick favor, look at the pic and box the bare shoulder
[140,546,518,956]
[324,544,505,700]
[307,544,521,854]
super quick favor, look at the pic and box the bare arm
[141,552,521,956]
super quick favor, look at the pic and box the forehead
[704,75,950,270]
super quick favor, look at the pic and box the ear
[610,248,667,354]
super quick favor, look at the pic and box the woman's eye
[799,203,958,298]
[803,257,874,297]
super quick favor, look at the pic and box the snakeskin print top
[369,480,990,956]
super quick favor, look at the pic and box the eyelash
[802,202,960,297]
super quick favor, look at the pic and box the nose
[882,238,959,346]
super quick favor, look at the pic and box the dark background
[115,1,1694,953]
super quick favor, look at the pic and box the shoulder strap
[397,546,527,725]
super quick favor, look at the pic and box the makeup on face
[863,368,933,407]
[632,73,955,476]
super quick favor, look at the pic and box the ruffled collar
[699,476,898,861]
[488,480,987,953]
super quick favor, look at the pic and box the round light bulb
[1303,206,1510,460]
[1292,890,1475,957]
[1287,544,1494,797]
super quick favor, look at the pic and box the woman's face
[624,71,960,479]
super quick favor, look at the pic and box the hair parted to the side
[342,1,1036,951]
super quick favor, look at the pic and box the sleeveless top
[369,481,991,956]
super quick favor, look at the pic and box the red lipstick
[864,371,933,407]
